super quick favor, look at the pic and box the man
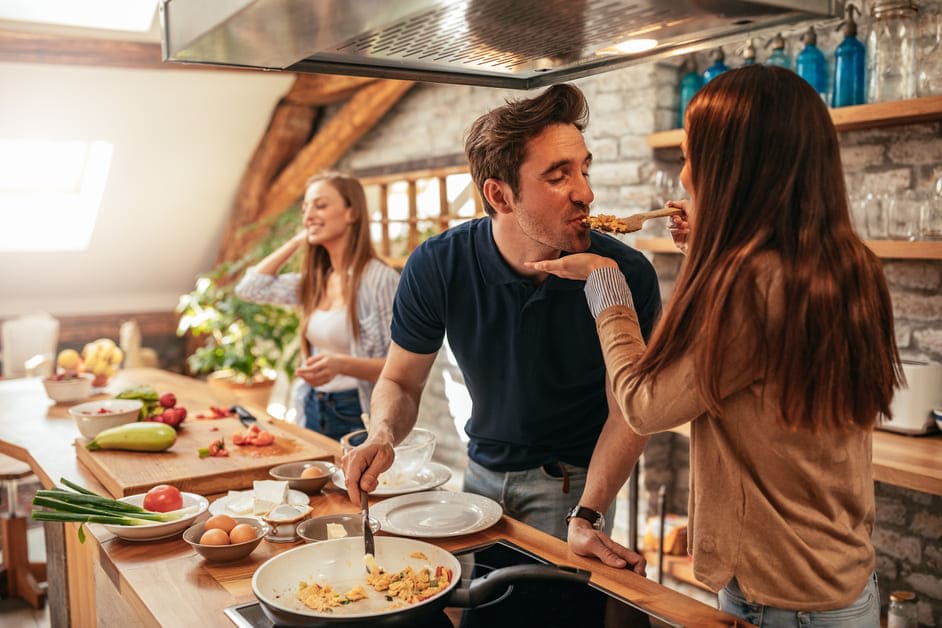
[343,84,660,571]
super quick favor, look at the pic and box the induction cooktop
[225,539,681,627]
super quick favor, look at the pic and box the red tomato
[142,484,183,512]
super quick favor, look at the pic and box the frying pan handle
[448,564,591,608]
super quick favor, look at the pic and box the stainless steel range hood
[160,0,840,89]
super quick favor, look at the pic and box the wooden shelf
[635,238,942,260]
[647,95,942,149]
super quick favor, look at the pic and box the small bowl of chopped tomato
[42,373,94,404]
[69,398,142,439]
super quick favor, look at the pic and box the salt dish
[261,504,312,542]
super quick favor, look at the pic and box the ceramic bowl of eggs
[183,515,269,563]
[268,460,337,494]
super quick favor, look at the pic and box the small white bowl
[69,399,143,439]
[101,491,208,542]
[42,373,94,403]
[261,504,312,542]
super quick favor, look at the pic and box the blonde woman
[236,171,399,438]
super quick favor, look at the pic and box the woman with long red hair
[530,65,902,627]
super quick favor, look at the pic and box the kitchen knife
[230,405,257,428]
[361,491,375,568]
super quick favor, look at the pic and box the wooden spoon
[584,206,682,234]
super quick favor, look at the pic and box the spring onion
[31,477,196,542]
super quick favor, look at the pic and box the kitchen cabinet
[646,94,942,149]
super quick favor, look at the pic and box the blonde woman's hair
[298,171,378,351]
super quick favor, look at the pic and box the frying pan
[252,536,590,627]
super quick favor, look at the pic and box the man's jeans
[463,458,615,540]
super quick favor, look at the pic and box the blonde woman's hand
[666,200,690,255]
[296,353,344,388]
[525,253,617,281]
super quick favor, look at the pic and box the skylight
[0,139,113,252]
[0,0,158,32]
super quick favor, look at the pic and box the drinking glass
[647,170,677,235]
[917,4,942,96]
[920,177,942,240]
[862,192,888,240]
[887,191,920,241]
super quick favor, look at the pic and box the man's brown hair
[464,84,589,216]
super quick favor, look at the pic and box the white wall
[0,62,294,316]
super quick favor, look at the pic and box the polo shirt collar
[474,217,585,291]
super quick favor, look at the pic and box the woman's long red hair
[633,65,901,432]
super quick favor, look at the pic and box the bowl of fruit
[69,399,143,439]
[42,349,94,403]
[81,338,125,388]
[42,372,94,403]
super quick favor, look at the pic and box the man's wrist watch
[566,505,605,530]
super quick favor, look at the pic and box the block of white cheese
[253,480,289,515]
[326,522,348,539]
[226,490,254,515]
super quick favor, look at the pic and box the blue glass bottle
[765,33,791,69]
[796,26,828,98]
[703,48,729,83]
[678,56,704,128]
[740,39,757,66]
[833,3,867,107]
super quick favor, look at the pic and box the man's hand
[341,434,395,506]
[568,519,647,575]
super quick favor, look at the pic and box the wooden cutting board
[74,416,334,497]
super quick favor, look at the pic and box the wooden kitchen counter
[0,368,746,627]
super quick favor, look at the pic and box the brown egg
[204,514,237,533]
[300,466,327,479]
[199,528,230,545]
[228,523,257,544]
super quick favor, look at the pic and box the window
[362,167,482,267]
[0,139,113,251]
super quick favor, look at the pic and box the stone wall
[336,5,942,622]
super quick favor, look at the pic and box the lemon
[57,349,81,370]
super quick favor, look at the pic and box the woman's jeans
[302,388,363,440]
[719,572,880,628]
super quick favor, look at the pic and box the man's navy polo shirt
[391,217,660,471]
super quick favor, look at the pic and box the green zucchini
[86,422,176,452]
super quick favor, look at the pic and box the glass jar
[887,590,918,628]
[867,0,919,103]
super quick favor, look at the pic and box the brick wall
[337,3,942,621]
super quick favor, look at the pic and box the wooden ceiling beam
[216,99,319,265]
[284,74,379,107]
[230,79,414,255]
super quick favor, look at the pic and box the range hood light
[598,38,660,56]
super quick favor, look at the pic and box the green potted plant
[176,209,303,387]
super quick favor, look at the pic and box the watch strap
[567,505,604,529]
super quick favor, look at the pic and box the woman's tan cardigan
[594,259,875,610]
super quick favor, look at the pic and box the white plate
[209,489,309,518]
[102,491,209,542]
[330,462,452,497]
[369,491,502,538]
